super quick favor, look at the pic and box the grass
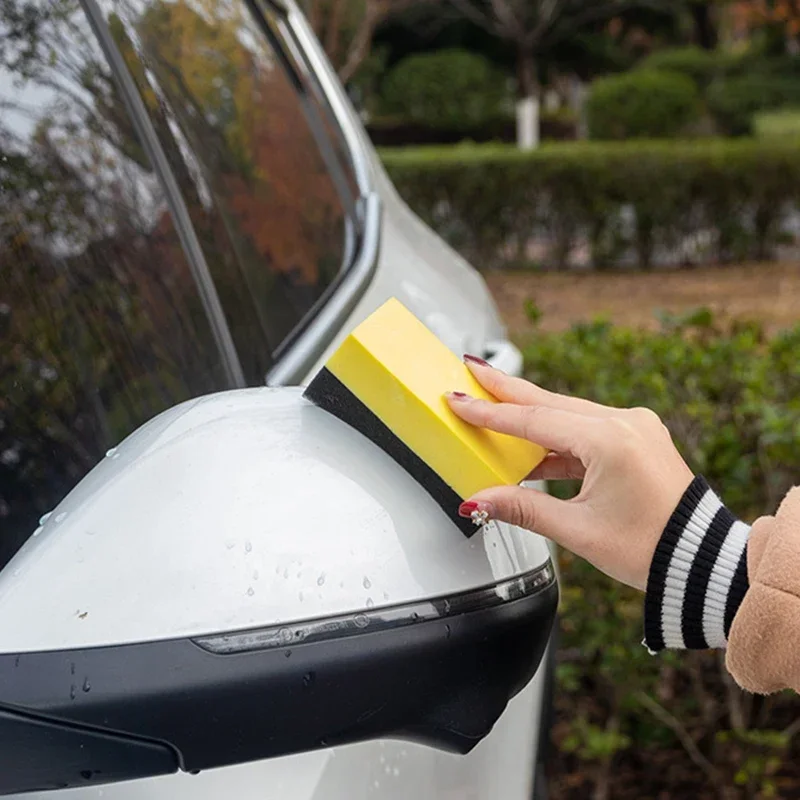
[754,108,800,138]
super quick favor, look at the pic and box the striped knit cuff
[643,476,751,653]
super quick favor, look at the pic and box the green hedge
[707,75,800,136]
[382,140,800,270]
[638,46,727,89]
[379,49,509,131]
[523,310,800,795]
[587,70,703,139]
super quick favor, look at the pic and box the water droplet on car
[82,678,91,693]
[339,581,344,588]
[105,448,117,458]
[379,755,385,764]
[362,576,371,589]
[366,598,374,608]
[392,767,400,777]
[246,587,254,597]
[317,572,326,586]
[279,628,292,644]
[39,512,52,525]
[252,569,259,580]
[283,568,289,579]
[225,540,235,550]
[32,526,43,537]
[354,614,369,628]
[443,599,451,613]
[383,592,389,601]
[54,512,67,523]
[245,540,252,553]
[384,765,391,775]
[70,663,75,675]
[284,650,291,658]
[275,565,281,575]
[298,591,304,601]
[12,569,20,577]
[70,685,76,700]
[302,671,315,689]
[444,624,451,639]
[373,780,380,789]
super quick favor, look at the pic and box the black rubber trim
[0,579,557,792]
[304,367,476,537]
[0,707,176,794]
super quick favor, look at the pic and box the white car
[0,0,558,798]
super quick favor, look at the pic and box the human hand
[446,357,694,591]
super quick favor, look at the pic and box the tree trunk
[516,48,539,151]
[689,1,718,50]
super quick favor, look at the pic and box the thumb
[464,485,585,549]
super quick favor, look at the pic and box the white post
[516,95,539,151]
[569,77,588,140]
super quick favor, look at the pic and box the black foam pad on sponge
[304,368,476,537]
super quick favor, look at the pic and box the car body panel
[0,389,550,653]
[2,0,554,797]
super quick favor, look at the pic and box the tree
[302,0,427,83]
[731,0,800,47]
[448,0,662,149]
[687,0,719,49]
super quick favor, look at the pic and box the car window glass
[99,0,359,383]
[0,0,231,569]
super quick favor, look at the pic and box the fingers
[461,484,586,550]
[463,356,614,418]
[446,393,598,457]
[527,452,586,481]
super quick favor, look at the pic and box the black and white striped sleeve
[643,476,751,653]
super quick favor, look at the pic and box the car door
[0,0,551,798]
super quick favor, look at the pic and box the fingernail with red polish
[458,500,493,526]
[463,354,491,367]
[446,391,471,401]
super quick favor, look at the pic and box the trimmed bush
[522,311,800,797]
[379,49,509,131]
[707,74,800,136]
[382,140,800,270]
[638,46,723,89]
[586,70,702,139]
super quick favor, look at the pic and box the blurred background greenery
[302,0,800,796]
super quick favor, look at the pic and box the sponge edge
[303,298,546,537]
[305,367,476,537]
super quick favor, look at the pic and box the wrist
[643,476,750,652]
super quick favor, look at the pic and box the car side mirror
[0,388,557,795]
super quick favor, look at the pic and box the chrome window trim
[194,560,556,654]
[264,0,379,386]
[266,191,381,386]
[282,2,372,197]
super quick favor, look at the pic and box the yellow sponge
[304,298,546,536]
